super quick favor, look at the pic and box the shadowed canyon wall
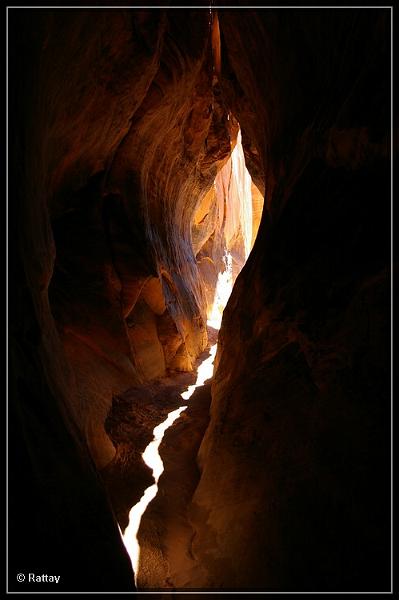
[187,8,391,591]
[8,7,391,592]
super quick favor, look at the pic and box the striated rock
[127,297,166,381]
[14,9,236,469]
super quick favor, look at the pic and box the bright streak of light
[207,251,233,331]
[181,343,217,400]
[121,485,157,580]
[122,405,185,581]
[207,127,254,331]
[122,343,218,586]
[232,129,253,260]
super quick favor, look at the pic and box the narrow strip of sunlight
[231,129,253,260]
[207,128,254,331]
[122,343,218,586]
[207,251,233,330]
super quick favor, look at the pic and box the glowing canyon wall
[11,10,239,471]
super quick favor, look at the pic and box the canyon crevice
[8,7,391,593]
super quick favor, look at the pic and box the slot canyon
[8,6,392,593]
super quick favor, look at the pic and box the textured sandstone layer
[12,10,239,470]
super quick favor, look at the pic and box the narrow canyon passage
[105,128,261,589]
[8,7,391,593]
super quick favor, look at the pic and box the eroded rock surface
[12,9,239,470]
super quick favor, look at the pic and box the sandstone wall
[189,8,391,590]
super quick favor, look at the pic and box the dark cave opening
[8,6,392,593]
